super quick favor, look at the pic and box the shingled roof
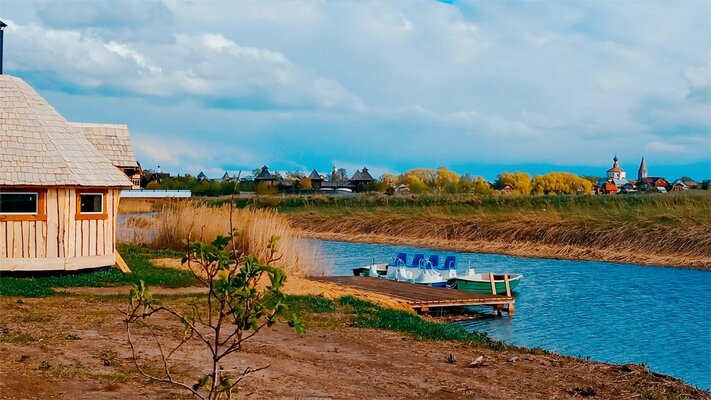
[0,75,132,187]
[308,169,323,180]
[71,122,138,168]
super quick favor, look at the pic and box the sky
[1,0,710,181]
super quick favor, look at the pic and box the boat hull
[454,275,521,294]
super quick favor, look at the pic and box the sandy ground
[149,258,413,311]
[0,294,706,400]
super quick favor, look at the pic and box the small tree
[124,234,304,399]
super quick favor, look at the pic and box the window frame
[0,188,47,221]
[76,189,108,220]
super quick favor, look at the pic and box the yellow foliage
[436,166,459,189]
[531,172,592,195]
[299,177,312,190]
[380,173,398,186]
[146,181,161,189]
[497,172,532,195]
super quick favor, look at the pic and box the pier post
[504,274,514,315]
[489,272,496,294]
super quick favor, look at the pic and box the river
[316,240,711,390]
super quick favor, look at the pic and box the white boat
[354,253,458,287]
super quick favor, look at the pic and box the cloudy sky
[1,0,709,180]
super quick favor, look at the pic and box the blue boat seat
[390,252,407,267]
[425,255,439,269]
[409,254,425,268]
[437,256,457,271]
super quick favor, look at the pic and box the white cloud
[645,141,686,154]
[5,21,363,110]
[1,0,709,176]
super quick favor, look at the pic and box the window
[0,192,38,214]
[80,193,103,214]
[75,190,108,220]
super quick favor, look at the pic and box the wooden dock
[310,276,515,315]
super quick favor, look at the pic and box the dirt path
[0,296,705,400]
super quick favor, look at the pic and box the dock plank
[310,276,515,309]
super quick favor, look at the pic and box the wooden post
[489,272,497,294]
[508,302,515,315]
[504,274,512,297]
[115,251,132,274]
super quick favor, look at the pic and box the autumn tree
[435,166,460,192]
[495,172,532,195]
[146,180,161,189]
[298,177,312,190]
[531,172,592,195]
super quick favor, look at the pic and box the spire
[638,156,648,181]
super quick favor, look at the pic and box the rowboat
[450,273,522,294]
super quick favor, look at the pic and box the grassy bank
[0,245,198,297]
[232,192,711,268]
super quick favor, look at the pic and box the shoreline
[1,294,707,399]
[294,229,711,270]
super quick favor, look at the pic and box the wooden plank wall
[0,188,119,259]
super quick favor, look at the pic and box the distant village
[137,155,710,197]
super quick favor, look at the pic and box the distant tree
[145,181,161,190]
[495,172,532,195]
[336,168,348,181]
[401,169,436,190]
[582,176,600,184]
[287,171,305,180]
[679,176,695,182]
[472,176,496,196]
[380,173,398,186]
[435,166,459,192]
[531,172,592,195]
[191,181,210,195]
[255,182,277,195]
[298,177,312,190]
[702,181,709,190]
[458,174,476,193]
[252,168,262,178]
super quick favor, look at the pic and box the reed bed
[286,194,711,269]
[118,198,188,214]
[122,203,323,276]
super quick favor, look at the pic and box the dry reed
[118,198,188,214]
[128,203,323,276]
[288,210,711,269]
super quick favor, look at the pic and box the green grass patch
[335,297,504,349]
[0,245,198,298]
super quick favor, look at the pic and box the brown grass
[122,203,323,276]
[288,210,711,269]
[118,198,188,214]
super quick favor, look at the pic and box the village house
[308,169,324,190]
[671,179,690,192]
[0,75,133,271]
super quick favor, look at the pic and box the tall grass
[282,192,711,268]
[127,203,321,276]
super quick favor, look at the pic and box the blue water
[315,240,711,390]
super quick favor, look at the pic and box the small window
[0,192,38,214]
[80,193,103,214]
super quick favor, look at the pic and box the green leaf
[289,315,306,336]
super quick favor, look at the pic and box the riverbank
[1,292,707,400]
[279,193,711,269]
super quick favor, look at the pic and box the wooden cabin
[0,75,132,271]
[72,123,142,189]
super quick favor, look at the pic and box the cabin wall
[0,187,121,271]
